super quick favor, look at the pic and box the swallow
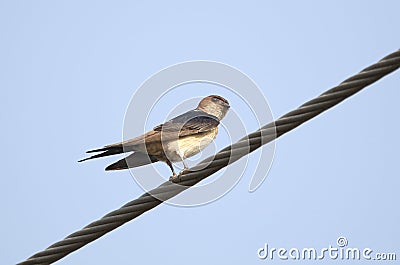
[78,95,230,179]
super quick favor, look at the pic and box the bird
[78,95,230,180]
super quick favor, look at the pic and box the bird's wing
[115,110,219,149]
[78,110,219,162]
[153,109,220,137]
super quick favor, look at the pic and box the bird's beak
[220,101,230,108]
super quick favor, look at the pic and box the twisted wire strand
[18,50,400,265]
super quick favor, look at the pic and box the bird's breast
[165,127,218,161]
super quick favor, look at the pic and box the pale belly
[164,128,218,162]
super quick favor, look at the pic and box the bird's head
[197,95,230,120]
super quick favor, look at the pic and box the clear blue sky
[1,1,399,264]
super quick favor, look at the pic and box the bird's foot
[169,173,180,182]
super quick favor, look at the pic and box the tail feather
[105,152,158,171]
[84,138,132,153]
[78,147,123,162]
[86,147,108,153]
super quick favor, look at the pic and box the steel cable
[18,50,400,264]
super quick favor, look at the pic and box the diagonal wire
[18,50,400,265]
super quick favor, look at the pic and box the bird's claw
[169,173,180,182]
[169,167,188,182]
[169,170,187,182]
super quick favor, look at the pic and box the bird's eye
[211,97,218,102]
